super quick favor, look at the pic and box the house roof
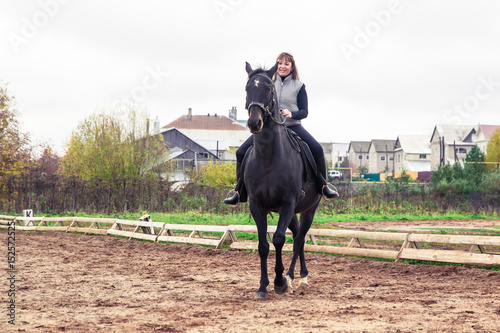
[161,114,247,131]
[331,143,350,155]
[159,127,218,159]
[477,124,500,140]
[369,139,397,153]
[348,141,371,153]
[395,135,431,154]
[321,142,350,154]
[196,140,230,151]
[430,125,476,144]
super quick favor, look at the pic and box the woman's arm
[291,84,308,120]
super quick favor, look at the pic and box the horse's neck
[253,121,287,160]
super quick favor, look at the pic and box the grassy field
[90,211,499,226]
[3,210,498,226]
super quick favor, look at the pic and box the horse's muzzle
[247,106,264,133]
[248,120,263,133]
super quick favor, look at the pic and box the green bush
[482,170,500,202]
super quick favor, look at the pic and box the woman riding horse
[224,52,338,205]
[239,60,328,298]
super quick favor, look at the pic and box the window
[389,156,394,161]
[359,155,362,160]
[381,156,386,161]
[366,155,369,160]
[455,148,467,154]
[338,156,343,162]
[419,154,426,159]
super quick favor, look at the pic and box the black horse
[243,62,322,299]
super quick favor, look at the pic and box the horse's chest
[246,169,302,201]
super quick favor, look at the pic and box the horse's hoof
[298,277,308,290]
[254,291,268,299]
[274,280,288,294]
[286,275,294,293]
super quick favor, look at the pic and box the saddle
[285,128,319,180]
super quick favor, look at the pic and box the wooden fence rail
[0,216,499,266]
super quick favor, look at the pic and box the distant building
[348,141,370,173]
[367,139,396,174]
[429,125,476,170]
[158,128,218,181]
[320,142,349,168]
[464,124,500,155]
[332,143,350,167]
[394,135,431,172]
[161,107,249,160]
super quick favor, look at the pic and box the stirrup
[322,184,339,201]
[223,190,240,206]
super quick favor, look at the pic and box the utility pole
[359,148,362,176]
[385,144,388,171]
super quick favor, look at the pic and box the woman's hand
[280,109,292,118]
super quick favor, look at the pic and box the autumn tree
[0,83,31,211]
[486,128,500,169]
[192,161,236,191]
[60,105,172,212]
[62,106,168,181]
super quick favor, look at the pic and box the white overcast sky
[2,0,500,155]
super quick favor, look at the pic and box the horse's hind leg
[284,214,299,292]
[297,209,316,289]
[287,209,315,291]
[250,204,270,299]
[285,215,299,275]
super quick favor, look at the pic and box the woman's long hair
[273,51,300,81]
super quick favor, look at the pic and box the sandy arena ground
[2,220,500,332]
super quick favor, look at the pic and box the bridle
[246,76,285,126]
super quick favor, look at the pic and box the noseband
[247,100,273,116]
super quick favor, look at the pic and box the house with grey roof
[158,127,219,180]
[348,141,371,174]
[321,142,349,168]
[394,135,431,172]
[430,125,476,170]
[368,139,396,174]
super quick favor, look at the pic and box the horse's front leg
[273,206,295,294]
[250,203,269,299]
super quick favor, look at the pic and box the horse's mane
[247,65,271,79]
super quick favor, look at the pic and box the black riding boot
[223,162,248,206]
[316,157,339,200]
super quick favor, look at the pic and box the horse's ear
[266,62,278,79]
[245,62,253,75]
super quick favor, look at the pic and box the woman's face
[277,57,293,77]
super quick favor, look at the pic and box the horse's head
[245,62,279,134]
